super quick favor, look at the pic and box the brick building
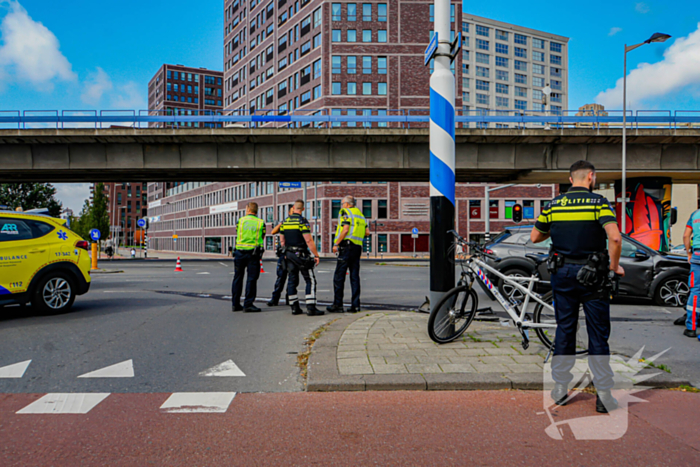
[91,183,148,246]
[146,181,555,256]
[148,64,224,128]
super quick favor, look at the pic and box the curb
[306,311,693,392]
[89,269,125,274]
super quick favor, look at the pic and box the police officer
[280,200,323,316]
[231,202,266,313]
[326,196,369,314]
[681,209,700,338]
[267,207,294,307]
[530,160,625,414]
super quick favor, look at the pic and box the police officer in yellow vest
[232,202,266,313]
[327,196,369,313]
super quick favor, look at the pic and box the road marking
[78,360,134,378]
[17,393,110,414]
[199,360,246,377]
[222,295,232,299]
[197,272,211,275]
[219,262,229,267]
[0,360,31,378]
[160,392,236,413]
[661,308,673,314]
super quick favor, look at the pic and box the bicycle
[427,230,589,359]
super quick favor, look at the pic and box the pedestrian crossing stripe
[17,393,110,414]
[160,392,236,413]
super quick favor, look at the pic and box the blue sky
[1,0,699,211]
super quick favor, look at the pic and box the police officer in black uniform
[268,207,293,307]
[280,200,324,316]
[530,160,625,414]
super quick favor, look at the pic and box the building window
[551,80,562,90]
[476,53,489,64]
[533,76,545,87]
[496,70,508,81]
[551,67,562,77]
[533,38,545,49]
[515,47,527,58]
[496,29,508,41]
[550,55,562,65]
[362,3,372,21]
[476,66,489,78]
[332,56,341,73]
[515,60,528,71]
[476,80,489,91]
[347,3,356,21]
[332,200,341,218]
[313,85,321,100]
[301,90,311,104]
[489,200,499,219]
[378,234,387,253]
[347,29,356,42]
[533,89,543,101]
[378,82,387,95]
[514,33,527,45]
[515,99,527,110]
[533,64,544,75]
[348,56,357,73]
[332,82,341,94]
[378,56,387,74]
[313,59,322,79]
[523,200,535,219]
[362,30,371,42]
[495,43,508,55]
[469,200,481,219]
[533,51,545,62]
[347,82,357,94]
[515,86,527,97]
[551,42,563,53]
[378,200,387,218]
[332,29,341,42]
[313,33,321,48]
[362,200,372,218]
[476,25,489,37]
[476,39,489,50]
[551,93,562,103]
[332,3,341,20]
[496,96,508,107]
[495,56,508,68]
[378,30,387,42]
[378,3,387,21]
[476,93,489,105]
[363,82,372,94]
[362,56,372,74]
[313,7,322,27]
[496,83,508,94]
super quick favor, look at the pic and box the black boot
[326,305,344,313]
[345,307,360,314]
[232,304,243,312]
[267,299,279,307]
[307,304,325,316]
[683,328,698,338]
[674,315,687,326]
[550,383,569,406]
[244,305,261,313]
[596,391,618,413]
[291,302,303,315]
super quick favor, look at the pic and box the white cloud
[635,2,650,13]
[595,23,700,109]
[110,81,146,110]
[81,67,113,105]
[54,183,91,214]
[0,0,75,91]
[609,27,622,37]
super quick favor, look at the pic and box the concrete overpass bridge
[2,113,700,183]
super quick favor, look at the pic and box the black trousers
[550,263,614,391]
[232,249,261,308]
[271,255,288,303]
[333,243,362,309]
[286,251,317,309]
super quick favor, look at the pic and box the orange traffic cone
[174,257,184,272]
[260,260,266,274]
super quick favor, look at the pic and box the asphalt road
[0,259,697,394]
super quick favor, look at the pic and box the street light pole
[484,184,515,243]
[620,32,671,236]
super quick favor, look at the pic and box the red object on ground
[174,257,183,272]
[260,260,265,273]
[1,390,699,466]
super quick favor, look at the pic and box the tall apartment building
[146,181,555,256]
[148,64,225,128]
[91,183,148,245]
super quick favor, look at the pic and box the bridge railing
[2,109,700,130]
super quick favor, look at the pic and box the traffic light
[513,204,523,223]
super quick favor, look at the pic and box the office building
[148,64,225,128]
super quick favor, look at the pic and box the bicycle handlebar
[448,230,500,261]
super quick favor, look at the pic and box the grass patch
[669,385,700,393]
[466,333,482,342]
[297,318,340,382]
[640,358,671,373]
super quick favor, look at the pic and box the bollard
[91,242,99,270]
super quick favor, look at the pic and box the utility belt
[548,248,618,299]
[276,246,287,258]
[286,246,315,270]
[235,246,264,257]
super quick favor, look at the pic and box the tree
[0,183,63,216]
[70,199,92,240]
[90,183,110,241]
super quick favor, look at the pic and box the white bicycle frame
[468,257,556,331]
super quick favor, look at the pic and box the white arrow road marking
[219,262,228,267]
[17,393,110,414]
[160,392,236,413]
[197,272,210,275]
[0,360,31,378]
[78,360,134,378]
[199,360,246,377]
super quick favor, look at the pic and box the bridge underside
[2,128,700,183]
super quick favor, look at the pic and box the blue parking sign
[90,229,101,241]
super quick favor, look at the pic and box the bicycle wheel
[428,285,478,344]
[532,291,588,355]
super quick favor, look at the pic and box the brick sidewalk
[307,311,690,391]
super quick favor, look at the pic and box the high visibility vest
[335,206,367,246]
[236,214,265,250]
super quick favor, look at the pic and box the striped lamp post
[429,0,456,309]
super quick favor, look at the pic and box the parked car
[482,225,690,307]
[0,211,92,313]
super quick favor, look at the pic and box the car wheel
[654,276,690,307]
[498,268,530,303]
[32,272,76,314]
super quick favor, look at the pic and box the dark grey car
[484,225,690,307]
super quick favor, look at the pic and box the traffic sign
[424,32,438,66]
[89,229,101,241]
[412,228,419,235]
[450,32,462,63]
[137,219,146,228]
[172,234,178,239]
[279,182,302,189]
